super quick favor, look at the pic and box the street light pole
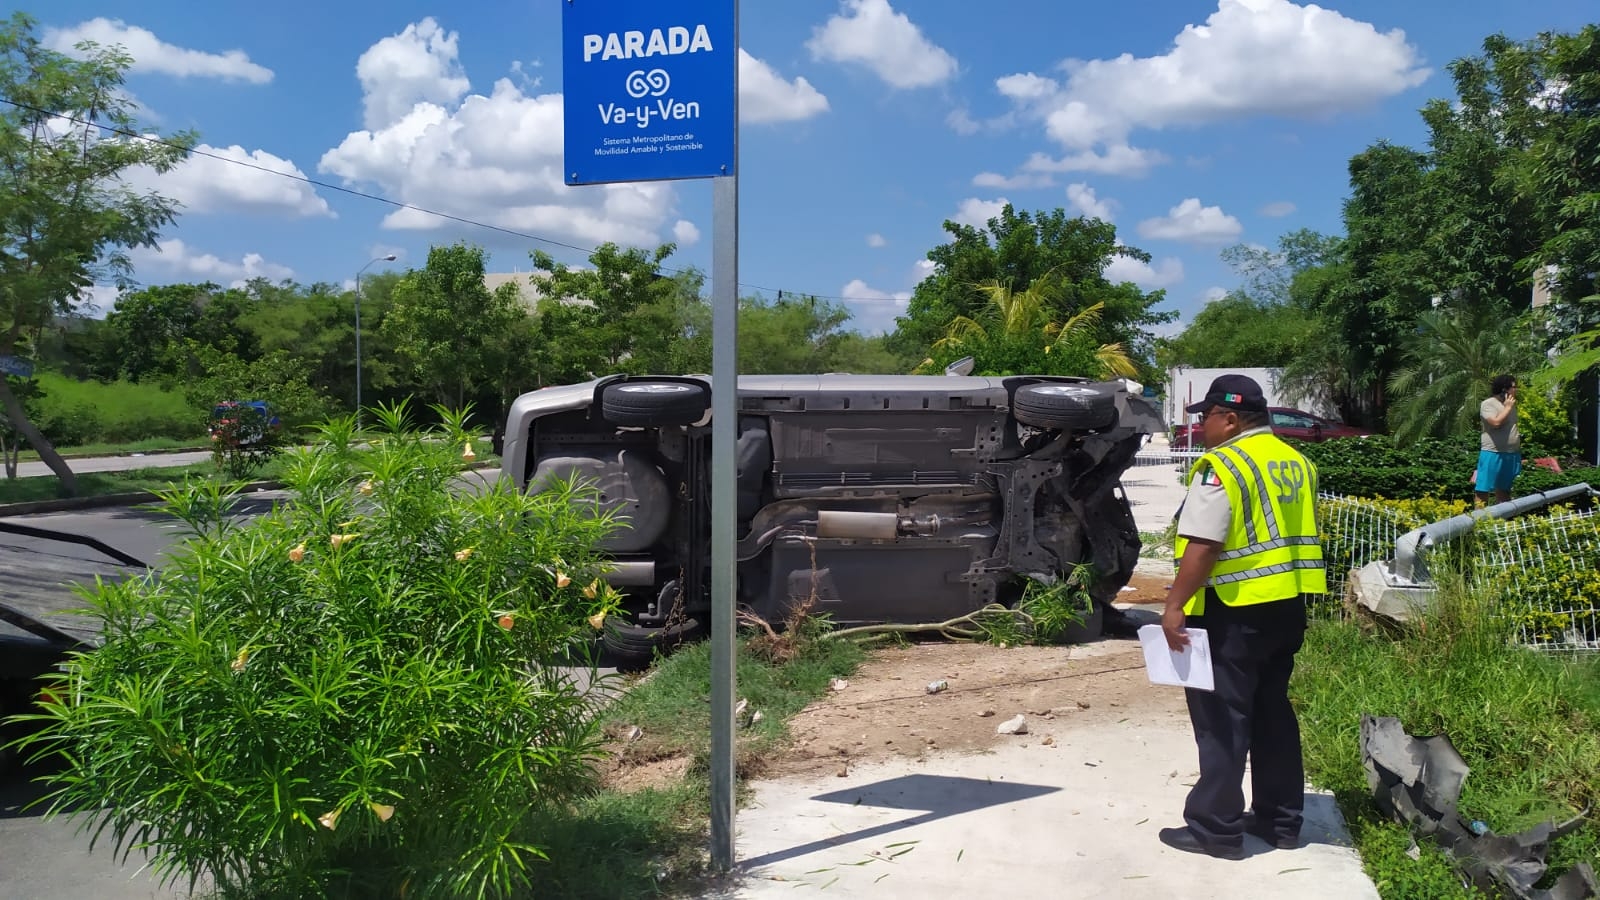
[354,254,397,425]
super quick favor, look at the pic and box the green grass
[533,628,865,895]
[1295,579,1600,898]
[31,372,203,445]
[0,459,289,505]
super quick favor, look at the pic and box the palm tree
[1386,308,1540,443]
[917,277,1138,378]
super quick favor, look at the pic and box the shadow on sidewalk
[739,773,1058,869]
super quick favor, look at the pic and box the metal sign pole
[560,0,739,871]
[708,0,740,871]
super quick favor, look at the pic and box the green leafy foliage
[0,12,195,492]
[1298,436,1600,501]
[384,243,526,414]
[16,405,624,898]
[889,204,1174,382]
[1386,310,1541,444]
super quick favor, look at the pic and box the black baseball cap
[1185,374,1268,414]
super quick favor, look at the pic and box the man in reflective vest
[1156,374,1326,860]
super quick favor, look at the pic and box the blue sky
[32,0,1598,337]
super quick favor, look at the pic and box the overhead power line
[0,97,908,306]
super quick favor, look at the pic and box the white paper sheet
[1137,624,1214,691]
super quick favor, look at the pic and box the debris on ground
[1361,715,1596,900]
[997,715,1028,735]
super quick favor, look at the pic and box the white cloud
[77,284,121,317]
[1259,200,1297,217]
[913,259,936,282]
[807,0,957,89]
[840,277,913,335]
[1104,254,1185,290]
[947,108,981,135]
[997,0,1428,172]
[1137,198,1243,244]
[973,171,1055,190]
[131,239,294,287]
[44,18,273,83]
[952,197,1009,229]
[125,144,333,218]
[320,22,682,250]
[673,220,701,247]
[740,50,830,123]
[1202,286,1229,303]
[1065,183,1114,221]
[1021,146,1168,178]
[355,18,471,130]
[866,233,888,248]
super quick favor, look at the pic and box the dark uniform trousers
[1182,589,1308,849]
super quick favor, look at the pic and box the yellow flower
[369,801,396,822]
[331,533,361,548]
[497,614,515,631]
[462,442,477,462]
[231,647,250,673]
[555,570,572,588]
[358,480,375,495]
[288,543,306,563]
[582,579,599,599]
[318,808,341,830]
[587,611,607,630]
[454,547,474,562]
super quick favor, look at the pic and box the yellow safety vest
[1173,431,1326,616]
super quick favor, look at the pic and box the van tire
[601,381,711,427]
[1013,383,1118,431]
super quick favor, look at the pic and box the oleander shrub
[13,403,624,899]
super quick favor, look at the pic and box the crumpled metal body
[1360,715,1597,900]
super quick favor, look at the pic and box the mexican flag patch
[1200,469,1223,487]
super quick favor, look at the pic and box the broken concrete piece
[997,715,1028,735]
[829,678,849,692]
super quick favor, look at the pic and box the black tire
[1013,382,1118,431]
[601,617,706,670]
[601,381,710,427]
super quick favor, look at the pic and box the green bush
[16,404,624,898]
[1299,436,1600,501]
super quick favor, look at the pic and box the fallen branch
[824,604,1038,643]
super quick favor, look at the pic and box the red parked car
[1171,407,1372,449]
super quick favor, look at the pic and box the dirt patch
[600,570,1185,789]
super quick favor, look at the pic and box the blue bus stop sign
[563,0,736,185]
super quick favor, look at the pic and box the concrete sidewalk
[724,644,1377,899]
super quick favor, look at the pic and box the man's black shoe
[1243,813,1300,849]
[1157,826,1246,860]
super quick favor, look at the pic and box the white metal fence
[1316,493,1600,651]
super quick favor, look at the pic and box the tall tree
[889,204,1174,379]
[916,277,1138,380]
[0,13,193,493]
[530,243,708,382]
[1386,308,1541,443]
[737,294,854,375]
[383,243,524,413]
